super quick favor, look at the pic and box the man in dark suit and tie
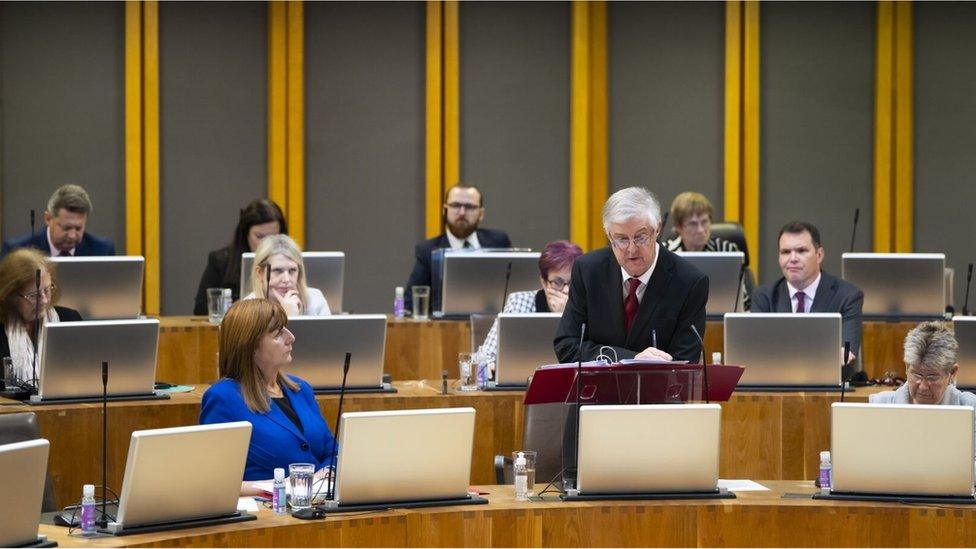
[1,184,116,257]
[554,187,708,363]
[751,221,863,363]
[404,182,511,312]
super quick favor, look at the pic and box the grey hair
[602,187,662,231]
[903,321,958,374]
[47,184,92,216]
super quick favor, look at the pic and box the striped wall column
[424,1,459,238]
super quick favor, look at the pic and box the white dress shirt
[620,243,660,303]
[446,230,481,250]
[787,272,821,313]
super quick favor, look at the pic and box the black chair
[0,412,56,511]
[709,223,749,266]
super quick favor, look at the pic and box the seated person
[193,198,287,315]
[554,187,708,363]
[870,321,976,406]
[1,184,115,257]
[244,234,330,316]
[200,298,338,490]
[0,249,82,383]
[478,240,583,359]
[404,182,511,312]
[751,221,863,365]
[665,192,741,252]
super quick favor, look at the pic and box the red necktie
[624,277,641,333]
[795,291,807,313]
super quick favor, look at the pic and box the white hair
[602,187,662,231]
[904,321,958,374]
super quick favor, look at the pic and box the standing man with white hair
[554,187,709,363]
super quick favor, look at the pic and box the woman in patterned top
[478,240,583,360]
[665,192,741,252]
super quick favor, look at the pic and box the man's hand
[635,347,673,361]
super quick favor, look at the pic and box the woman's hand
[545,286,569,313]
[273,289,303,316]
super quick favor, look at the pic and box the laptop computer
[674,252,745,318]
[102,422,254,534]
[0,439,50,547]
[724,313,842,390]
[574,404,723,496]
[955,316,976,390]
[49,256,144,319]
[31,319,162,404]
[493,313,562,389]
[842,253,946,318]
[432,250,540,316]
[286,315,390,393]
[332,408,481,509]
[828,403,975,499]
[241,252,345,312]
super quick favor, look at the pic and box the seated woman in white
[244,234,331,316]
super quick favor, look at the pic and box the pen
[652,329,657,348]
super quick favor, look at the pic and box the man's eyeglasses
[445,202,480,212]
[19,284,56,303]
[907,370,948,384]
[546,277,570,291]
[608,233,653,250]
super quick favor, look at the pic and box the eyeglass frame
[19,284,56,303]
[906,367,952,385]
[607,231,656,250]
[545,277,570,292]
[444,202,481,213]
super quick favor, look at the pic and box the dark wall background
[159,1,267,314]
[0,2,125,248]
[459,1,570,250]
[304,1,426,314]
[914,2,976,310]
[609,1,725,236]
[758,1,875,285]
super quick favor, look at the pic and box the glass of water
[411,285,430,321]
[206,288,227,324]
[2,356,17,388]
[288,463,315,510]
[459,352,477,391]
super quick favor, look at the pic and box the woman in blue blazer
[200,298,337,485]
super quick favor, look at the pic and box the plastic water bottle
[393,287,405,320]
[222,288,232,317]
[80,484,96,535]
[818,451,832,495]
[272,467,287,514]
[514,452,528,501]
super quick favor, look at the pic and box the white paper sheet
[717,479,770,492]
[237,497,260,512]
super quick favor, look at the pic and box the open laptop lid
[842,253,945,318]
[286,315,387,389]
[335,408,475,505]
[953,316,976,389]
[495,313,561,387]
[435,250,540,316]
[112,422,251,530]
[831,403,974,497]
[37,319,159,400]
[241,252,345,312]
[577,404,721,494]
[49,256,144,319]
[0,439,49,547]
[724,313,842,387]
[674,252,744,316]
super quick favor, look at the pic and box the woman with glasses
[870,321,976,406]
[0,249,82,384]
[477,240,583,359]
[244,234,330,316]
[665,192,740,253]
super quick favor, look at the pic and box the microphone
[840,342,850,403]
[501,261,513,312]
[733,263,747,312]
[964,263,974,316]
[264,264,271,300]
[30,209,35,241]
[568,323,586,493]
[30,269,41,391]
[690,324,710,404]
[99,361,108,528]
[657,212,670,244]
[849,208,860,254]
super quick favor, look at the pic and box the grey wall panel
[609,1,725,237]
[159,2,267,314]
[759,2,874,285]
[304,1,425,314]
[915,2,976,311]
[0,2,124,248]
[459,1,570,250]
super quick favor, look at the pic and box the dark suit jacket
[1,230,116,257]
[193,246,237,316]
[554,246,709,363]
[404,228,512,310]
[750,270,864,355]
[0,306,83,360]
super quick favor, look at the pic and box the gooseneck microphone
[501,261,513,312]
[30,269,41,390]
[100,361,109,528]
[30,209,36,241]
[570,323,586,492]
[840,342,850,403]
[963,263,974,316]
[690,325,710,404]
[658,212,670,244]
[849,208,860,254]
[733,263,747,312]
[264,264,271,300]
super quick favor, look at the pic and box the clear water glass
[289,463,315,510]
[411,285,430,320]
[207,288,227,324]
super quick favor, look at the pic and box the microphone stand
[30,269,41,392]
[963,263,973,316]
[567,323,585,495]
[691,325,710,404]
[840,342,850,403]
[733,263,746,312]
[264,265,271,300]
[849,208,859,254]
[99,361,108,528]
[501,261,512,312]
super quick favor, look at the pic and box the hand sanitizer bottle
[80,484,96,535]
[514,452,528,501]
[819,451,832,495]
[272,467,287,514]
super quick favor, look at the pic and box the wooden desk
[0,385,888,510]
[39,480,976,547]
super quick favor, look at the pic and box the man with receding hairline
[1,184,116,258]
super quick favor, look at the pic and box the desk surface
[38,480,976,547]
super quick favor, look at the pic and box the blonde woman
[244,234,330,316]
